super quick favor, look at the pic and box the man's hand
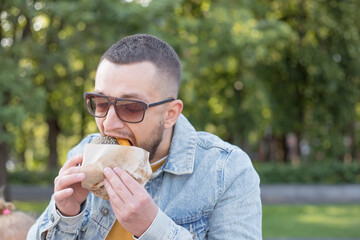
[53,154,89,216]
[104,167,158,237]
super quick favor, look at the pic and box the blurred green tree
[0,0,46,199]
[249,0,360,162]
[1,0,360,192]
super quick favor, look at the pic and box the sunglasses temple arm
[148,98,175,108]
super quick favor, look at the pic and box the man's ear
[164,100,183,129]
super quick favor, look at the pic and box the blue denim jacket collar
[153,114,196,177]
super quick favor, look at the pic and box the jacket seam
[217,148,235,198]
[196,137,236,153]
[172,210,212,224]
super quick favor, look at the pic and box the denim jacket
[28,114,262,239]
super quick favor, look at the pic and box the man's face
[94,60,167,160]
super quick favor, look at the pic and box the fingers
[55,154,84,190]
[52,154,90,216]
[53,188,73,202]
[59,154,84,175]
[57,165,83,181]
[54,172,86,192]
[103,167,158,236]
[114,167,142,193]
[54,154,85,200]
[104,167,134,202]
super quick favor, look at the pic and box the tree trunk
[22,15,32,40]
[287,133,300,166]
[47,117,60,170]
[350,121,356,162]
[18,128,26,167]
[258,133,272,162]
[0,139,9,201]
[281,135,289,163]
[0,88,10,200]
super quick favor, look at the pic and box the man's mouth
[117,138,133,146]
[106,135,134,146]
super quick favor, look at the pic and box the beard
[101,117,165,161]
[138,118,165,161]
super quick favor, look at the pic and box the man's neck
[149,127,174,164]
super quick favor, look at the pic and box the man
[28,34,262,239]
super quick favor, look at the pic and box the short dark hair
[100,34,182,97]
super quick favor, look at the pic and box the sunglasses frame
[84,92,175,123]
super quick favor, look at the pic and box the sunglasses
[84,92,175,123]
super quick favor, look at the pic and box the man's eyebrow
[120,94,151,103]
[92,90,149,101]
[121,93,147,100]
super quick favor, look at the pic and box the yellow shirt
[106,157,166,240]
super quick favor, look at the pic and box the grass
[13,200,49,218]
[13,201,360,238]
[263,204,360,238]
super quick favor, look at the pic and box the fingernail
[104,167,111,175]
[77,173,85,179]
[114,167,121,173]
[66,188,73,194]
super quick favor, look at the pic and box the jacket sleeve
[134,209,194,240]
[26,135,96,240]
[207,148,262,240]
[27,198,87,240]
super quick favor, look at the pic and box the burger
[81,136,152,200]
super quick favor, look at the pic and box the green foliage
[8,169,58,185]
[255,162,360,184]
[1,0,360,172]
[8,161,360,185]
[0,49,46,143]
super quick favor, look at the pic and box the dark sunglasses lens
[115,101,145,123]
[87,95,109,117]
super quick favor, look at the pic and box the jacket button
[50,214,55,222]
[101,208,109,216]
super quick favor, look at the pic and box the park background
[1,0,360,238]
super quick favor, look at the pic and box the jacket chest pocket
[175,214,210,240]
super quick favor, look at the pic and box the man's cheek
[95,119,105,134]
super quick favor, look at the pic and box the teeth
[90,136,119,145]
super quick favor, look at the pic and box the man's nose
[103,105,125,129]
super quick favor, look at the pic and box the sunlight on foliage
[1,0,360,174]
